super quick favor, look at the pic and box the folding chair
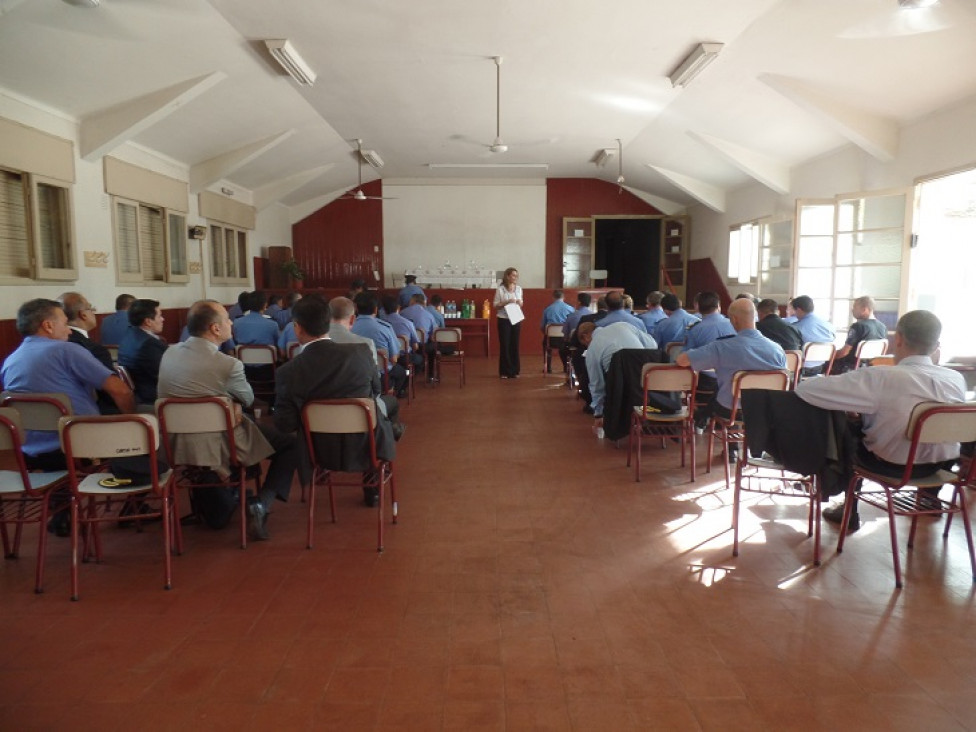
[59,414,179,601]
[706,370,790,490]
[156,396,259,549]
[397,334,415,403]
[235,344,277,403]
[853,338,888,369]
[733,413,821,565]
[627,364,697,483]
[301,398,397,552]
[104,345,119,366]
[432,327,465,387]
[544,323,566,375]
[665,341,684,363]
[836,401,976,588]
[799,341,836,379]
[286,341,301,360]
[0,408,70,593]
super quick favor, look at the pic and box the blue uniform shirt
[638,308,666,332]
[381,311,418,349]
[653,309,700,348]
[233,312,279,346]
[794,312,836,367]
[562,306,591,338]
[683,312,736,351]
[352,315,400,365]
[99,311,130,345]
[425,305,445,329]
[541,300,574,329]
[596,309,648,333]
[401,303,437,339]
[685,329,786,409]
[398,283,426,308]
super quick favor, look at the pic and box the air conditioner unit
[360,148,385,169]
[668,42,723,88]
[264,39,317,86]
[594,148,615,167]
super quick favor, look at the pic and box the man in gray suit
[157,300,299,540]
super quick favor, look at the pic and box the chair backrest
[545,323,564,340]
[156,396,236,435]
[855,338,888,365]
[729,370,790,413]
[784,350,802,380]
[416,328,426,346]
[869,354,895,367]
[907,401,976,445]
[104,345,119,365]
[0,391,72,431]
[0,407,23,452]
[802,341,836,371]
[115,364,135,390]
[665,341,683,362]
[236,344,277,365]
[433,327,461,345]
[59,414,160,460]
[301,398,379,469]
[641,362,695,393]
[286,341,301,360]
[398,334,410,354]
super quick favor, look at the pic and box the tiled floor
[3,357,976,730]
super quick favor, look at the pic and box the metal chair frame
[432,328,465,387]
[627,364,697,483]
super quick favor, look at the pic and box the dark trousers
[543,335,566,372]
[256,423,300,503]
[497,318,521,377]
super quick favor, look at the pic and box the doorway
[594,218,661,305]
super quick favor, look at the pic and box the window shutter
[31,177,76,280]
[116,199,141,281]
[140,204,165,282]
[0,169,31,279]
[166,212,188,282]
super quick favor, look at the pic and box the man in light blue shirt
[397,275,425,308]
[683,292,735,351]
[426,295,446,329]
[98,293,134,345]
[561,292,592,339]
[653,293,700,349]
[596,291,647,333]
[351,291,406,395]
[791,295,836,374]
[540,289,574,372]
[638,291,667,332]
[232,291,279,347]
[578,320,657,422]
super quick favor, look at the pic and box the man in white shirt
[795,310,965,530]
[577,321,657,429]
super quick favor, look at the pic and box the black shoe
[363,487,380,508]
[46,511,70,538]
[823,503,860,532]
[246,499,269,541]
[392,422,406,442]
[582,404,594,415]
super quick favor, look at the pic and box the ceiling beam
[647,165,726,212]
[621,187,687,216]
[759,73,898,162]
[253,164,333,210]
[79,71,226,161]
[687,131,791,194]
[190,130,296,194]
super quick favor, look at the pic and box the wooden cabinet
[661,217,688,303]
[562,217,594,288]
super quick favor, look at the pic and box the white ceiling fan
[340,139,396,201]
[615,138,625,193]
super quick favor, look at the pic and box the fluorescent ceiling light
[264,39,317,86]
[360,148,384,169]
[594,149,615,166]
[668,42,723,88]
[898,0,939,7]
[428,163,549,169]
[62,0,99,6]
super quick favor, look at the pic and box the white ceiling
[1,0,975,211]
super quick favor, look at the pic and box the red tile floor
[3,356,976,730]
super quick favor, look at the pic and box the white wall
[688,92,976,273]
[382,180,547,288]
[0,91,291,320]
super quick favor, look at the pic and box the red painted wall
[545,178,664,289]
[292,180,384,289]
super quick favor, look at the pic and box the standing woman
[494,267,523,378]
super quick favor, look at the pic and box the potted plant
[280,258,305,289]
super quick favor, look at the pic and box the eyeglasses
[83,305,97,313]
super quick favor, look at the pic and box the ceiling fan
[615,138,625,193]
[340,139,396,201]
[838,0,957,39]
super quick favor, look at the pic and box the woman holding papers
[494,266,524,378]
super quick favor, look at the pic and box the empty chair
[665,341,684,363]
[0,408,70,593]
[836,401,976,588]
[301,398,397,552]
[286,341,302,360]
[853,338,888,369]
[59,414,179,601]
[799,341,836,379]
[235,344,277,403]
[627,364,697,483]
[431,328,465,387]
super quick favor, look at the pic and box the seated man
[232,290,279,347]
[60,291,117,413]
[540,289,574,373]
[398,274,425,308]
[273,291,301,330]
[638,291,667,332]
[157,300,300,541]
[756,298,803,351]
[652,293,700,351]
[791,295,836,375]
[275,295,401,508]
[400,293,438,378]
[98,293,135,346]
[795,310,965,531]
[596,291,648,332]
[676,298,786,430]
[831,295,888,374]
[351,291,407,396]
[577,321,657,430]
[118,298,168,405]
[426,295,446,329]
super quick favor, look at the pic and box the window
[0,166,76,281]
[112,197,187,284]
[209,222,249,284]
[727,216,793,301]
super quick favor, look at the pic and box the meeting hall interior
[2,0,976,729]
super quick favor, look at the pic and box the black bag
[186,470,239,530]
[107,454,171,487]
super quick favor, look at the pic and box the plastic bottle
[482,299,490,319]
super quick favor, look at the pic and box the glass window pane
[795,267,832,297]
[836,233,853,266]
[759,270,790,295]
[852,230,903,264]
[838,194,906,231]
[797,235,833,267]
[799,204,834,236]
[0,169,31,278]
[35,182,68,269]
[832,299,852,328]
[853,265,901,298]
[833,266,852,298]
[168,213,186,275]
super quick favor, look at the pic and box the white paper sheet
[504,303,524,325]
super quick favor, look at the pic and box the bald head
[577,321,597,347]
[329,296,356,323]
[728,298,757,332]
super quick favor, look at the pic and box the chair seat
[0,470,68,493]
[632,405,689,422]
[854,466,957,490]
[77,470,173,496]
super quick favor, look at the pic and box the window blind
[0,169,31,278]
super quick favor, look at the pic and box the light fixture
[360,148,385,169]
[263,39,317,86]
[668,42,723,88]
[427,163,549,169]
[898,0,939,7]
[61,0,100,7]
[594,148,615,167]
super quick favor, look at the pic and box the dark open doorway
[594,218,661,305]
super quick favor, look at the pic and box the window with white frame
[0,166,76,281]
[208,222,248,284]
[728,216,794,301]
[112,197,187,284]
